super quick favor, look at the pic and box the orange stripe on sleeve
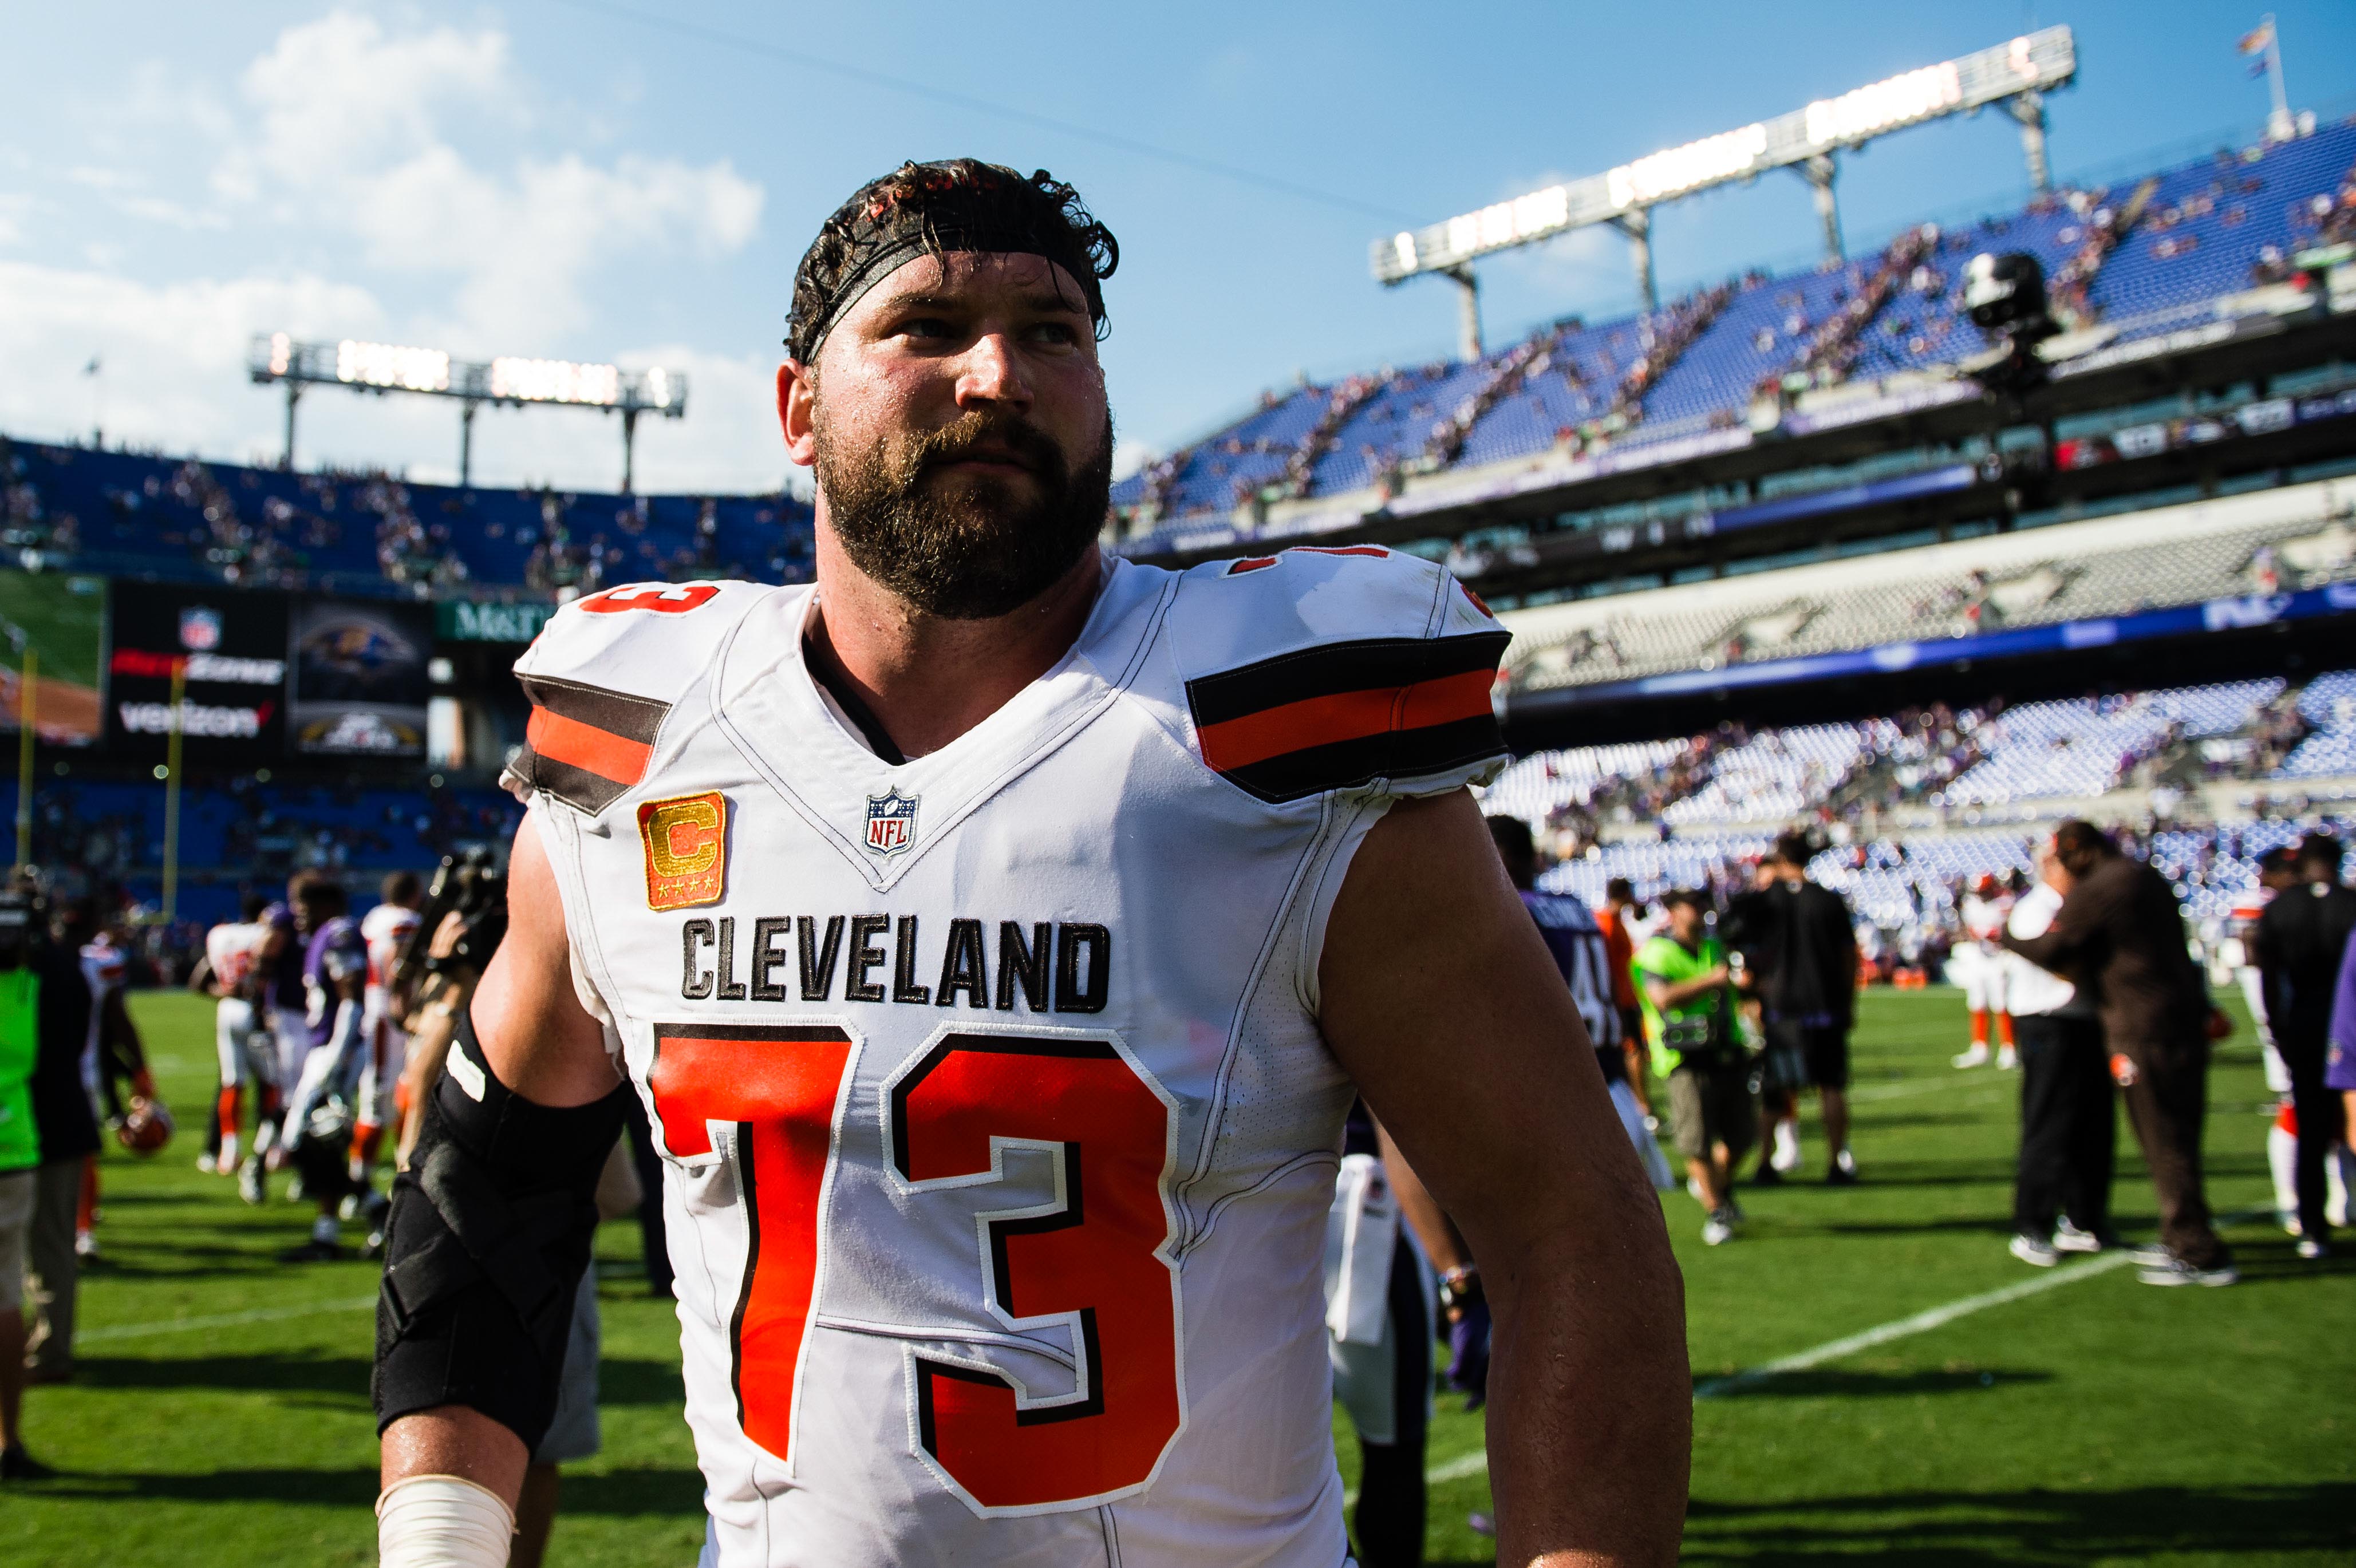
[527,706,653,786]
[1197,666,1495,773]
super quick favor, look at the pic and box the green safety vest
[0,967,38,1172]
[1632,933,1739,1079]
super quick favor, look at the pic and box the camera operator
[379,852,630,1568]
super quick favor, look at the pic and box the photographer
[1635,889,1754,1246]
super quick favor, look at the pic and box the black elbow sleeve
[372,1003,629,1451]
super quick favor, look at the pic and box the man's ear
[778,360,818,468]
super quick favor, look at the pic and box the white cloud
[226,10,511,197]
[208,9,763,345]
[2,10,779,495]
[0,258,792,496]
[0,260,387,457]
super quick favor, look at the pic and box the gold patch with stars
[637,791,728,911]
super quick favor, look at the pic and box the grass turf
[6,988,2350,1565]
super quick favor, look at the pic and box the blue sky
[5,2,2353,495]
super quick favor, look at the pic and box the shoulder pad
[508,580,772,816]
[1165,546,1509,804]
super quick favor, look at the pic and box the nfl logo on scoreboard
[863,788,919,858]
[179,607,223,652]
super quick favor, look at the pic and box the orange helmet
[116,1096,175,1156]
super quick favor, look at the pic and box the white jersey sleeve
[1159,544,1511,805]
[505,579,778,815]
[205,922,257,990]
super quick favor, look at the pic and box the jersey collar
[708,558,1173,892]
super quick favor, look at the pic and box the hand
[1705,964,1731,988]
[427,911,467,959]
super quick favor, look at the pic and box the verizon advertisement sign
[105,583,291,765]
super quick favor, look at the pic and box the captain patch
[638,791,729,910]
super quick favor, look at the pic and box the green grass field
[6,988,2350,1565]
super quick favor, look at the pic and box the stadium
[2,7,2351,1566]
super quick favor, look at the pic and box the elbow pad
[372,1003,628,1451]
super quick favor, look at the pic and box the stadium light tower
[247,335,688,492]
[1375,26,2077,354]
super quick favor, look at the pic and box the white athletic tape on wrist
[376,1474,516,1568]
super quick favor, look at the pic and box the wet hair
[787,159,1119,365]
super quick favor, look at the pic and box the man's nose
[954,331,1033,413]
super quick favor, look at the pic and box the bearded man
[371,160,1688,1568]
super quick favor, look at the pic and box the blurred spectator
[2003,842,2116,1267]
[2250,834,2356,1258]
[1744,833,1862,1184]
[2005,820,2236,1286]
[23,899,101,1384]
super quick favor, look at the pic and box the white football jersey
[361,902,424,1017]
[1959,892,2012,951]
[205,921,266,993]
[506,550,1508,1567]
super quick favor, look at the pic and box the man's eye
[897,317,953,341]
[1026,322,1079,346]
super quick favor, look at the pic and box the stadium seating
[0,437,816,599]
[1489,667,2354,953]
[1110,117,2356,535]
[3,775,522,929]
[2276,668,2356,776]
[1499,475,2356,696]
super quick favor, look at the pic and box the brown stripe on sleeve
[514,674,671,815]
[1184,630,1509,803]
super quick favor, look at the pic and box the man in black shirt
[2251,834,2356,1258]
[23,900,98,1385]
[1746,833,1862,1183]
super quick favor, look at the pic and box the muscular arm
[378,813,619,1511]
[1322,791,1689,1568]
[1374,1119,1469,1279]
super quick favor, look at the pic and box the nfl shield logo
[179,607,223,652]
[863,788,919,858]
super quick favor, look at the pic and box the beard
[814,401,1115,621]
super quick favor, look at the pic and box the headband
[786,160,1116,365]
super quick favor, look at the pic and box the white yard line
[1399,1253,2130,1495]
[1688,1250,2133,1399]
[1411,1204,2267,1494]
[78,1294,378,1344]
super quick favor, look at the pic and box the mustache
[905,411,1069,479]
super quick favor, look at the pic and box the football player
[1951,874,2018,1069]
[199,894,276,1175]
[64,903,153,1262]
[243,896,315,1204]
[278,872,369,1262]
[354,871,427,1187]
[375,159,1689,1568]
